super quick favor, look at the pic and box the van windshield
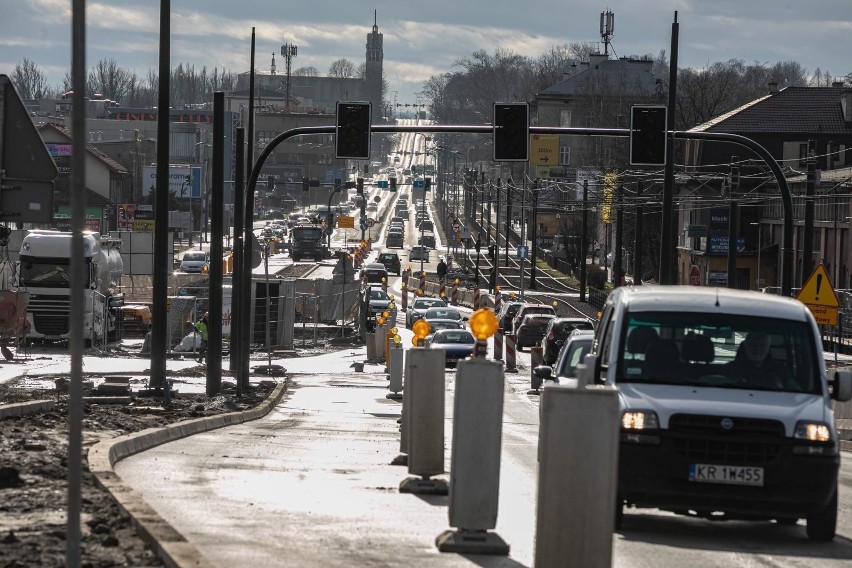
[620,312,820,394]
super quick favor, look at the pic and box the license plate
[688,463,764,486]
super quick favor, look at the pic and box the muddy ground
[0,375,277,568]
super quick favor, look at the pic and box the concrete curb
[0,399,55,419]
[88,381,288,568]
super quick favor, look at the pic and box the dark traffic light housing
[389,176,397,192]
[302,177,309,192]
[356,177,364,195]
[630,105,668,166]
[335,101,371,159]
[424,177,431,191]
[267,175,274,193]
[493,102,529,161]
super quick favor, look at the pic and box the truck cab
[289,224,326,262]
[579,286,852,540]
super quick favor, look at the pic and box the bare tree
[328,58,356,78]
[87,58,137,101]
[532,42,596,93]
[294,66,318,77]
[11,58,50,100]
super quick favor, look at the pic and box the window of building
[560,110,572,127]
[559,146,571,166]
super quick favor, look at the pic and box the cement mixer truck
[15,230,124,344]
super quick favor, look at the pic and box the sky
[1,0,850,104]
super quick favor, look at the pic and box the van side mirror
[831,369,852,402]
[534,365,553,381]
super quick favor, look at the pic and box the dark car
[426,329,477,366]
[497,301,525,332]
[515,314,556,349]
[512,304,556,335]
[534,329,596,385]
[540,317,596,366]
[419,233,436,249]
[378,252,401,275]
[362,263,388,284]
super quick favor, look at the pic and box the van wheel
[615,498,625,530]
[806,488,837,541]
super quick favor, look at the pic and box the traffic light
[493,102,529,161]
[424,177,431,192]
[364,164,369,174]
[356,177,364,195]
[302,177,309,192]
[389,176,397,192]
[335,101,371,159]
[630,105,667,166]
[267,175,274,193]
[411,165,417,175]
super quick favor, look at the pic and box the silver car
[410,245,429,261]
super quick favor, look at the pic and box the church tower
[364,11,383,122]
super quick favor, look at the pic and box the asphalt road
[113,343,852,568]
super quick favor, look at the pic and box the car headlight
[793,421,836,456]
[620,410,660,445]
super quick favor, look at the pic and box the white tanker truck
[15,230,124,344]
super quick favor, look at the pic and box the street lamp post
[750,222,761,290]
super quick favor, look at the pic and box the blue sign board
[708,236,746,255]
[413,179,425,188]
[377,180,389,189]
[516,245,528,259]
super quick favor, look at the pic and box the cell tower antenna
[600,10,615,56]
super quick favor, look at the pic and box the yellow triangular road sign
[796,263,839,308]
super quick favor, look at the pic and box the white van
[579,286,851,540]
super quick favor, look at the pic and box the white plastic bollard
[436,356,509,554]
[534,385,619,567]
[400,348,448,495]
[365,331,376,362]
[375,324,387,362]
[387,344,403,399]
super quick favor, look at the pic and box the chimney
[768,81,778,94]
[562,62,579,80]
[580,61,590,71]
[842,90,852,124]
[589,52,608,66]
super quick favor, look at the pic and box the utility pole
[727,156,740,289]
[505,178,513,267]
[659,12,679,284]
[493,178,500,290]
[802,139,816,285]
[520,177,526,300]
[529,180,539,290]
[613,184,623,287]
[634,181,643,286]
[580,179,588,302]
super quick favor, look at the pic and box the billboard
[142,164,203,199]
